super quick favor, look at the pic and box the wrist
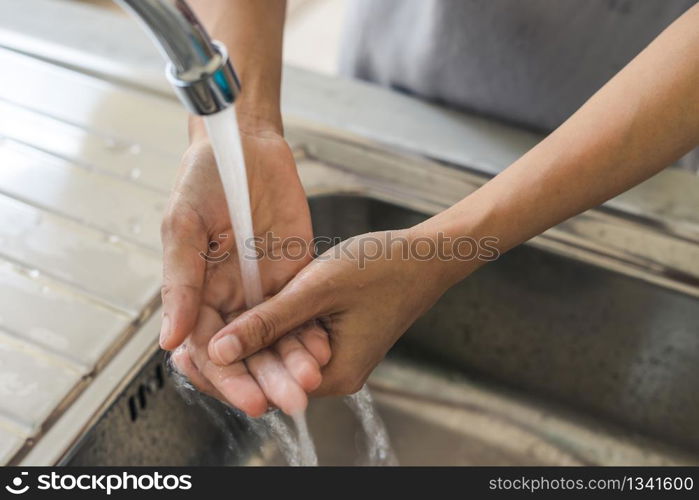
[235,105,283,137]
[188,105,283,141]
[188,115,208,144]
[407,205,498,289]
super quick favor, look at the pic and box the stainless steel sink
[60,352,697,467]
[311,196,699,455]
[2,0,698,466]
[61,195,699,466]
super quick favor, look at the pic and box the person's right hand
[161,117,331,416]
[205,229,460,396]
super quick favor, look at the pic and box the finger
[188,306,269,417]
[312,360,369,399]
[200,359,270,418]
[170,346,226,401]
[246,349,309,416]
[297,322,332,367]
[208,276,329,365]
[160,207,208,351]
[310,316,374,398]
[274,332,322,392]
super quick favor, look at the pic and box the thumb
[208,279,328,365]
[159,209,207,351]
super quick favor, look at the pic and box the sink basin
[63,195,699,466]
[1,3,697,464]
[62,351,696,467]
[311,196,699,453]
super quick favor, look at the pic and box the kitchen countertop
[0,45,182,464]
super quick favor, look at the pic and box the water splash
[170,367,240,462]
[171,360,310,466]
[261,412,301,465]
[345,385,398,465]
[292,412,318,466]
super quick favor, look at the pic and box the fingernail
[212,335,241,364]
[159,315,170,347]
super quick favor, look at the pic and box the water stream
[203,108,263,310]
[176,106,395,466]
[204,107,317,465]
[345,386,398,465]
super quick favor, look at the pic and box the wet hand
[206,230,456,395]
[161,122,330,415]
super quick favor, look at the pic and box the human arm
[161,0,330,415]
[204,4,699,394]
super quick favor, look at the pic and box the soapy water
[170,106,395,466]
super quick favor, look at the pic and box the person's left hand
[163,122,330,416]
[204,229,463,395]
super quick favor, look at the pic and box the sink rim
[14,187,699,466]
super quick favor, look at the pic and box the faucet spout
[115,0,240,115]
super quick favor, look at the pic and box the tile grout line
[0,136,173,196]
[0,327,88,376]
[0,410,33,439]
[0,252,139,318]
[0,326,90,375]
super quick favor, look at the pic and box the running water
[261,412,302,465]
[175,106,396,466]
[203,107,317,466]
[292,413,318,466]
[203,107,263,309]
[345,386,398,465]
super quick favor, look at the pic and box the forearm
[187,0,287,139]
[422,4,699,284]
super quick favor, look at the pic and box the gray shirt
[340,0,696,133]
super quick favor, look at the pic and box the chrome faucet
[115,0,240,115]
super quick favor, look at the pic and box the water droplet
[128,144,142,155]
[28,269,40,279]
[103,137,119,150]
[107,234,120,244]
[127,216,142,235]
[129,167,142,180]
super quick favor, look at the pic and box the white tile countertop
[0,46,183,463]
